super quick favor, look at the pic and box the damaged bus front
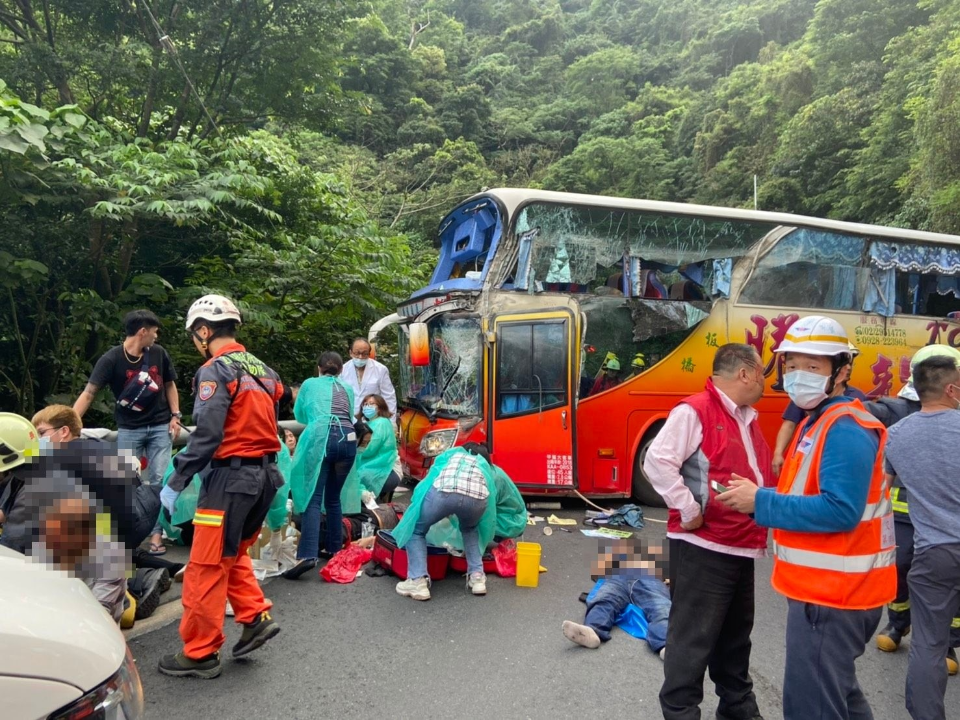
[389,189,959,503]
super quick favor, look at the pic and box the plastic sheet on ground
[320,544,374,584]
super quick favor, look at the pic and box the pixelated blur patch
[198,380,217,401]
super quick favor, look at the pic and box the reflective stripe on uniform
[891,486,909,515]
[193,509,225,527]
[952,617,960,629]
[861,498,891,522]
[889,600,911,612]
[786,404,884,497]
[774,542,897,574]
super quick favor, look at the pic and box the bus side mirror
[409,322,430,367]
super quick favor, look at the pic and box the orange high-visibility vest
[772,400,896,610]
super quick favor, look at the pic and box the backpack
[116,349,162,413]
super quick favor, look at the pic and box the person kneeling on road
[562,538,670,659]
[158,294,285,680]
[392,443,497,601]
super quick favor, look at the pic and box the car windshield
[398,314,482,417]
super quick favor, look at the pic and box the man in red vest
[643,343,773,720]
[719,315,895,719]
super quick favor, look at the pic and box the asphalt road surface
[130,506,957,719]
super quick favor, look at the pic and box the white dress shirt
[642,386,770,558]
[339,357,397,417]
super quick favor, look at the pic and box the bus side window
[498,322,568,418]
[739,229,868,311]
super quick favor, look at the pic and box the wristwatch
[172,412,183,419]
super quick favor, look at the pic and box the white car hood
[0,545,125,691]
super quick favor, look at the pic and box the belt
[210,453,277,469]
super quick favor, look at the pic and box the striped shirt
[328,384,355,433]
[435,453,490,500]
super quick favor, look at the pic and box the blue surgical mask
[39,436,52,452]
[362,405,377,419]
[353,358,367,368]
[783,370,830,410]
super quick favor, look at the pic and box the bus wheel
[632,428,667,508]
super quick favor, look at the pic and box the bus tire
[632,427,667,508]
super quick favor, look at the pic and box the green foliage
[4,0,960,422]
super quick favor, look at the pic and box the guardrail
[80,420,305,448]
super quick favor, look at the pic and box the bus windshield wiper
[428,355,462,423]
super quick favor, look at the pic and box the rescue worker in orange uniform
[158,295,285,679]
[719,315,896,719]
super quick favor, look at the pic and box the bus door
[491,310,577,488]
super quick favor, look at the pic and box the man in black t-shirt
[73,309,181,554]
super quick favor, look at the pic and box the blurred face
[42,498,95,570]
[35,422,72,446]
[139,325,159,348]
[351,341,372,361]
[783,352,833,378]
[284,429,297,451]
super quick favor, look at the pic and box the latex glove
[160,485,180,516]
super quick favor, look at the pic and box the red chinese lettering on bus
[899,356,911,385]
[744,313,799,387]
[868,354,894,398]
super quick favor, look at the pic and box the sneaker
[467,571,487,596]
[232,611,280,658]
[174,564,187,583]
[158,651,222,679]
[157,568,173,594]
[947,647,959,676]
[396,576,431,601]
[282,558,317,580]
[133,569,165,620]
[225,600,234,618]
[876,623,909,652]
[659,647,666,661]
[562,620,601,649]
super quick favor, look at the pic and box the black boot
[876,623,909,652]
[232,611,280,658]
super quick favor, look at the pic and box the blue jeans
[118,423,171,536]
[408,487,486,579]
[297,431,357,559]
[586,574,671,652]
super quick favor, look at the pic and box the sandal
[148,542,167,556]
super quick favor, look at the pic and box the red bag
[492,539,518,578]
[320,544,374,584]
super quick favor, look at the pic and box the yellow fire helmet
[632,352,646,369]
[0,412,40,473]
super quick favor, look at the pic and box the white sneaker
[225,600,234,617]
[467,571,487,596]
[562,620,601,649]
[659,647,666,661]
[396,577,431,601]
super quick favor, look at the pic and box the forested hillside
[2,0,959,420]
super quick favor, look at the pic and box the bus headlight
[420,429,458,458]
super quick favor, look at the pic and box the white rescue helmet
[773,315,853,357]
[185,294,242,330]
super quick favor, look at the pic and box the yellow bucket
[515,542,542,588]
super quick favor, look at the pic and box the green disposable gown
[289,375,355,514]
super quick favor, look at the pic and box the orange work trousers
[180,529,272,659]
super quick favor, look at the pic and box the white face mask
[39,436,52,452]
[784,370,830,410]
[353,358,367,368]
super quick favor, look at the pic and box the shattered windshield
[513,202,773,292]
[398,314,482,416]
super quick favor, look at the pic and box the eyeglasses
[37,426,62,438]
[352,350,371,358]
